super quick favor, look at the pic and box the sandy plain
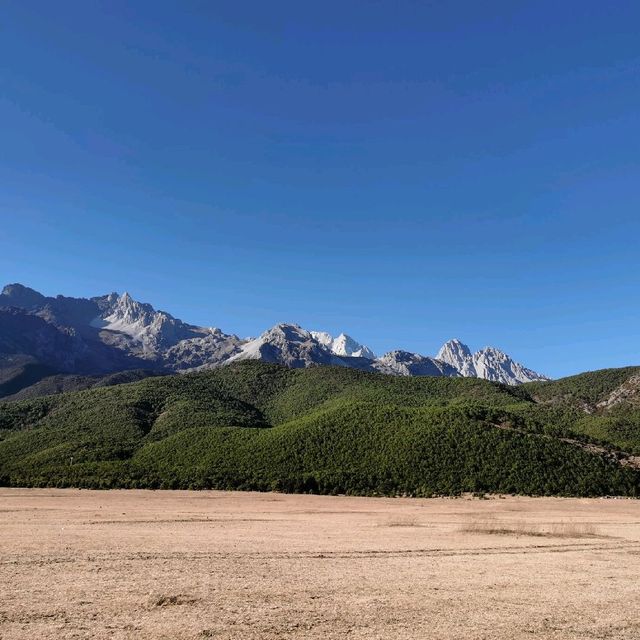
[0,488,639,639]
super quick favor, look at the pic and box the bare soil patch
[1,489,639,639]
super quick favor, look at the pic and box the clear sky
[1,1,639,378]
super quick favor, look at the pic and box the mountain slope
[0,362,638,496]
[521,367,640,453]
[1,370,165,403]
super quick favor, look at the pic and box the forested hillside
[0,362,638,496]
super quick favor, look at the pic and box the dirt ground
[1,489,639,639]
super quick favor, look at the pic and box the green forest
[1,362,639,497]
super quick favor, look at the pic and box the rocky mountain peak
[265,323,311,341]
[228,322,339,369]
[436,339,476,377]
[473,347,548,385]
[437,338,548,385]
[0,283,47,310]
[437,338,472,358]
[106,291,162,323]
[90,291,208,357]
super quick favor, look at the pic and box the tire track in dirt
[3,541,640,566]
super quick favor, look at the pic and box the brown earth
[1,488,639,639]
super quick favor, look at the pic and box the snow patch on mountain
[91,292,185,349]
[310,331,376,359]
[88,292,243,368]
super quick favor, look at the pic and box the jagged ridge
[0,284,547,398]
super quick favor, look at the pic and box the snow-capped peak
[310,331,333,348]
[310,331,376,359]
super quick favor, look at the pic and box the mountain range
[0,283,548,399]
[2,283,639,499]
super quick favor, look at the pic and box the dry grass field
[1,489,639,639]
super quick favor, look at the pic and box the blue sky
[1,1,639,378]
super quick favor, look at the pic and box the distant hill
[0,362,638,496]
[1,369,166,403]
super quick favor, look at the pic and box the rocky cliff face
[374,351,460,377]
[437,339,548,384]
[436,339,477,377]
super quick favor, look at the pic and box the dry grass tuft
[460,519,603,538]
[148,593,198,608]
[380,516,420,527]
